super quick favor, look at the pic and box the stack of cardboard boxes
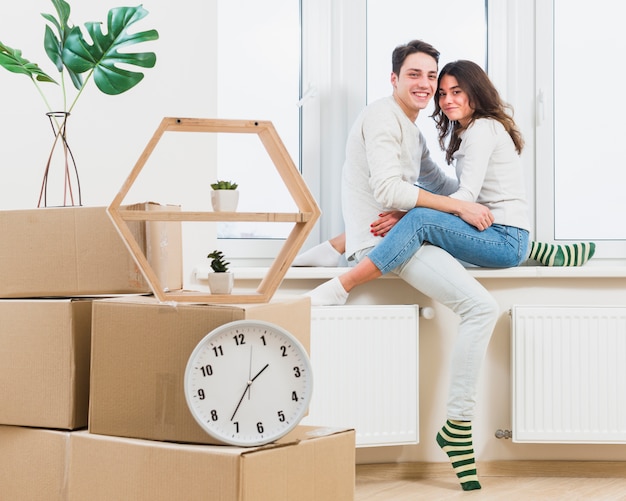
[0,205,355,500]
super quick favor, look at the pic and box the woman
[307,60,594,307]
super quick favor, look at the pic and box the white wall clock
[184,319,313,446]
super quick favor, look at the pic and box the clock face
[184,319,313,446]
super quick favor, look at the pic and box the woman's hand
[370,210,406,237]
[456,201,494,231]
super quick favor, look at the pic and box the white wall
[0,0,219,284]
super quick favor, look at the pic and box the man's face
[391,51,438,121]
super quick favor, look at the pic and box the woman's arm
[415,189,494,230]
[371,198,493,236]
[413,120,498,230]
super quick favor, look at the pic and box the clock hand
[231,381,252,422]
[230,363,270,421]
[250,363,269,382]
[247,346,253,401]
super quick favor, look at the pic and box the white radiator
[302,305,419,447]
[511,305,626,443]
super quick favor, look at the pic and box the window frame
[221,0,621,267]
[219,0,367,264]
[535,0,626,259]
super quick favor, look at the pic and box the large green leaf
[41,0,71,72]
[0,41,57,84]
[42,0,83,89]
[62,5,159,95]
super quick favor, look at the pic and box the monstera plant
[0,0,159,206]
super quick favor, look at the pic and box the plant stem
[67,69,93,113]
[31,76,55,114]
[61,71,68,111]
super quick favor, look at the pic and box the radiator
[302,305,419,447]
[511,305,626,443]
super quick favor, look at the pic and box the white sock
[292,240,342,267]
[305,277,349,306]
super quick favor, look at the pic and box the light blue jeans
[352,243,500,420]
[368,207,530,274]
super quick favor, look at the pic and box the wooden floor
[355,462,626,500]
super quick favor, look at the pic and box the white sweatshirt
[342,96,458,258]
[450,118,530,231]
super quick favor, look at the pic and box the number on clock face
[184,320,313,446]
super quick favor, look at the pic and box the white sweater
[450,118,530,231]
[342,96,458,258]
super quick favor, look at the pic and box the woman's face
[438,74,473,126]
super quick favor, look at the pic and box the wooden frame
[107,117,321,303]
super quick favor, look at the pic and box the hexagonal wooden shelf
[107,117,320,303]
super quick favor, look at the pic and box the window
[216,0,489,264]
[221,0,625,265]
[536,0,626,258]
[215,0,301,261]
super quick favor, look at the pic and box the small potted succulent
[210,180,239,212]
[207,250,234,294]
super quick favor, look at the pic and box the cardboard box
[0,425,355,501]
[124,201,183,292]
[0,203,181,298]
[67,427,355,501]
[89,295,311,444]
[0,299,92,429]
[0,425,70,501]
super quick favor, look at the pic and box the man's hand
[456,201,494,231]
[370,210,406,237]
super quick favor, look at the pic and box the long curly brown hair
[432,60,524,164]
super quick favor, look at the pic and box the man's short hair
[392,40,440,75]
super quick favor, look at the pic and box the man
[307,40,498,491]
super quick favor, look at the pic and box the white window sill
[194,259,626,281]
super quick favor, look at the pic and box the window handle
[536,89,545,126]
[297,83,317,108]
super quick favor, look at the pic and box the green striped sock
[528,241,596,266]
[436,420,481,491]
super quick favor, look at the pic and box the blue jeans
[367,207,530,274]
